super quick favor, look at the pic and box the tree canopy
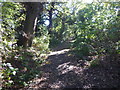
[1,1,120,89]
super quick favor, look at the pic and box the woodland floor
[23,41,120,89]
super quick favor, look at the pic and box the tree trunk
[17,2,43,47]
[48,2,55,34]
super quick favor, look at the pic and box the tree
[48,2,55,34]
[72,2,120,57]
[17,2,43,47]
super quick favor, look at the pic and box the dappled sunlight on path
[48,49,70,56]
[57,62,83,75]
[24,42,84,89]
[24,42,120,89]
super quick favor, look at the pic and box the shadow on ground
[24,42,120,89]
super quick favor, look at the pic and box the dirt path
[24,42,120,89]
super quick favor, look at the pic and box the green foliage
[1,2,50,89]
[73,41,90,58]
[1,1,120,89]
[2,2,24,41]
[49,35,61,48]
[33,35,50,54]
[2,63,18,87]
[72,3,120,58]
[49,3,71,43]
[2,46,48,89]
[1,3,23,88]
[1,35,49,88]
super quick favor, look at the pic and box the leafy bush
[49,35,61,48]
[1,2,50,89]
[2,45,49,89]
[72,3,120,58]
[2,63,18,87]
[33,35,50,54]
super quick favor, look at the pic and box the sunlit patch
[45,61,51,64]
[67,53,73,56]
[57,62,83,75]
[48,49,70,56]
[49,81,65,88]
[35,77,48,84]
[28,74,49,88]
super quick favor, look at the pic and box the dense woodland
[0,1,120,89]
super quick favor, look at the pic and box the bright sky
[1,0,93,3]
[45,0,93,25]
[82,0,93,3]
[68,0,93,4]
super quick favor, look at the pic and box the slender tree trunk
[48,2,55,34]
[17,2,43,47]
